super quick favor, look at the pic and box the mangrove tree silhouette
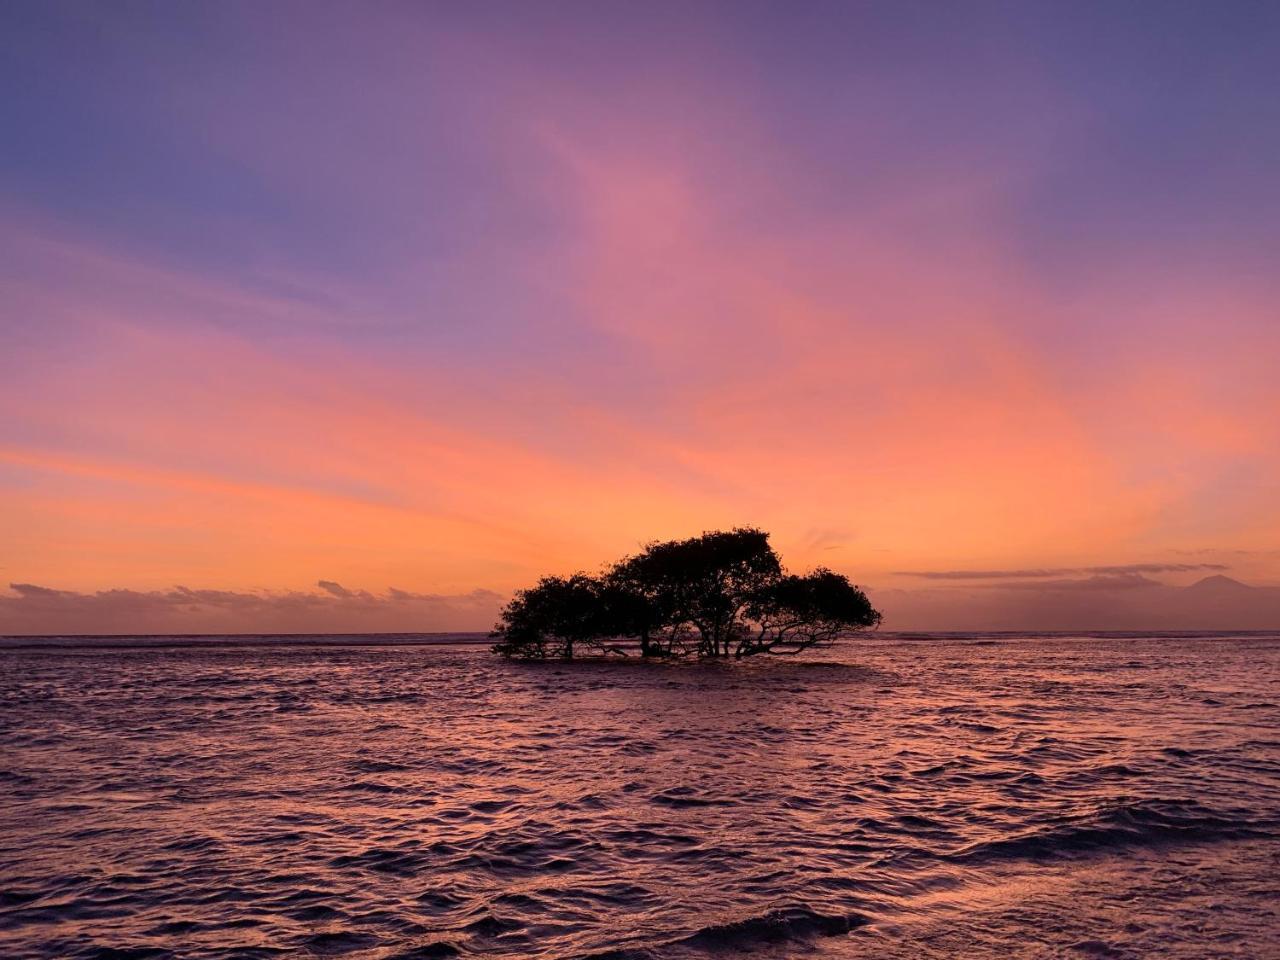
[491,528,881,659]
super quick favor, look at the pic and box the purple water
[2,634,1278,958]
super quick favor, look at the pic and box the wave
[950,799,1274,865]
[386,944,461,959]
[679,906,868,949]
[650,786,736,808]
[577,906,867,959]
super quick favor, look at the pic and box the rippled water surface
[2,634,1279,959]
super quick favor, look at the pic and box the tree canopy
[491,528,881,660]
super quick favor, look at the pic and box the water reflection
[1,635,1277,958]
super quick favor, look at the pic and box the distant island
[491,528,881,660]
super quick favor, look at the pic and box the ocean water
[1,633,1278,959]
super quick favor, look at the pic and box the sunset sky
[2,2,1278,633]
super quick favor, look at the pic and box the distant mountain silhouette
[1185,575,1255,594]
[878,572,1280,631]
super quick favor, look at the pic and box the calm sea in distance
[1,633,1277,959]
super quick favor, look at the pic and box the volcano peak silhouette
[1186,574,1253,593]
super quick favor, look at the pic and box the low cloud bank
[0,581,504,635]
[5,572,1277,636]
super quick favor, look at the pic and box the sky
[2,1,1279,633]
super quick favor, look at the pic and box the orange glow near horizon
[2,5,1279,632]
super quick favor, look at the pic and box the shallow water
[2,634,1278,959]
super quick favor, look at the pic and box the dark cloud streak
[896,563,1229,581]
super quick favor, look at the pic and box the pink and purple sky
[2,2,1278,633]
